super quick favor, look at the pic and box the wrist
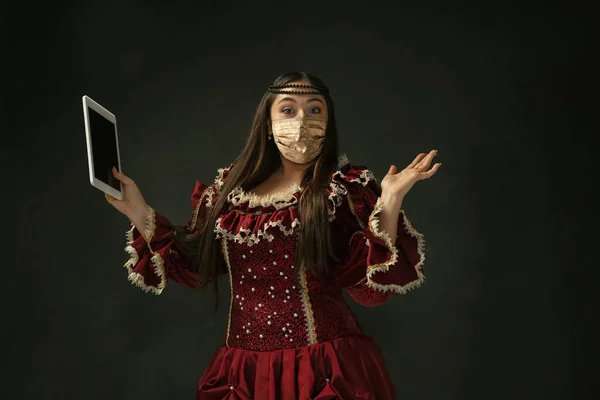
[380,191,403,214]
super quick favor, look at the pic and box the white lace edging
[327,180,348,221]
[215,167,227,190]
[122,206,167,295]
[337,152,350,168]
[203,165,230,209]
[365,197,426,294]
[214,217,301,246]
[333,167,377,187]
[328,165,377,221]
[227,184,301,210]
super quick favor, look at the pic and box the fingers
[387,165,398,175]
[407,153,427,169]
[104,192,116,205]
[112,167,134,185]
[419,163,442,179]
[415,150,438,171]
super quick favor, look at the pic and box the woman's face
[269,80,329,124]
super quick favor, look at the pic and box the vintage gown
[123,159,426,399]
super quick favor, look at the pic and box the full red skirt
[197,334,395,399]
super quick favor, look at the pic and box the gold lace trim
[227,184,302,210]
[327,165,376,221]
[123,206,167,295]
[298,261,318,345]
[365,197,425,293]
[333,167,376,187]
[214,217,301,246]
[221,238,234,347]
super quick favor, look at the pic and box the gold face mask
[271,116,327,164]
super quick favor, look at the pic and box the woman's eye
[310,107,321,114]
[282,107,293,114]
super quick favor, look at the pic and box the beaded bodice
[124,160,426,353]
[216,185,363,351]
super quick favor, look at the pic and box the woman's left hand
[380,150,441,210]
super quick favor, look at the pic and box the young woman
[106,72,440,399]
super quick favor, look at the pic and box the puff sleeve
[122,167,229,294]
[329,164,426,306]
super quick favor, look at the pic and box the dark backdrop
[3,1,596,399]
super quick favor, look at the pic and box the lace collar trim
[224,153,351,210]
[227,183,302,210]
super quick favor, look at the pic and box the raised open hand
[380,150,441,207]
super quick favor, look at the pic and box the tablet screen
[88,107,120,192]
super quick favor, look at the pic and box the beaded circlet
[268,83,329,96]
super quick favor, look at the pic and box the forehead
[274,93,326,105]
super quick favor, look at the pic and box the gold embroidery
[298,261,318,345]
[221,238,234,347]
[214,217,301,247]
[190,189,210,230]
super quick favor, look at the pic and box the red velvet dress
[123,159,426,399]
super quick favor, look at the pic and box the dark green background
[3,1,595,399]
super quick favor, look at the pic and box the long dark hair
[172,72,340,304]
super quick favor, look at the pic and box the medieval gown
[123,158,426,399]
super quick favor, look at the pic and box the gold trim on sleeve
[365,197,426,294]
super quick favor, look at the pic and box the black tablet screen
[89,107,120,191]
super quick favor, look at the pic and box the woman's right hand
[105,167,148,227]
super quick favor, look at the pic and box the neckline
[227,183,303,210]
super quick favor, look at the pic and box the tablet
[82,95,124,200]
